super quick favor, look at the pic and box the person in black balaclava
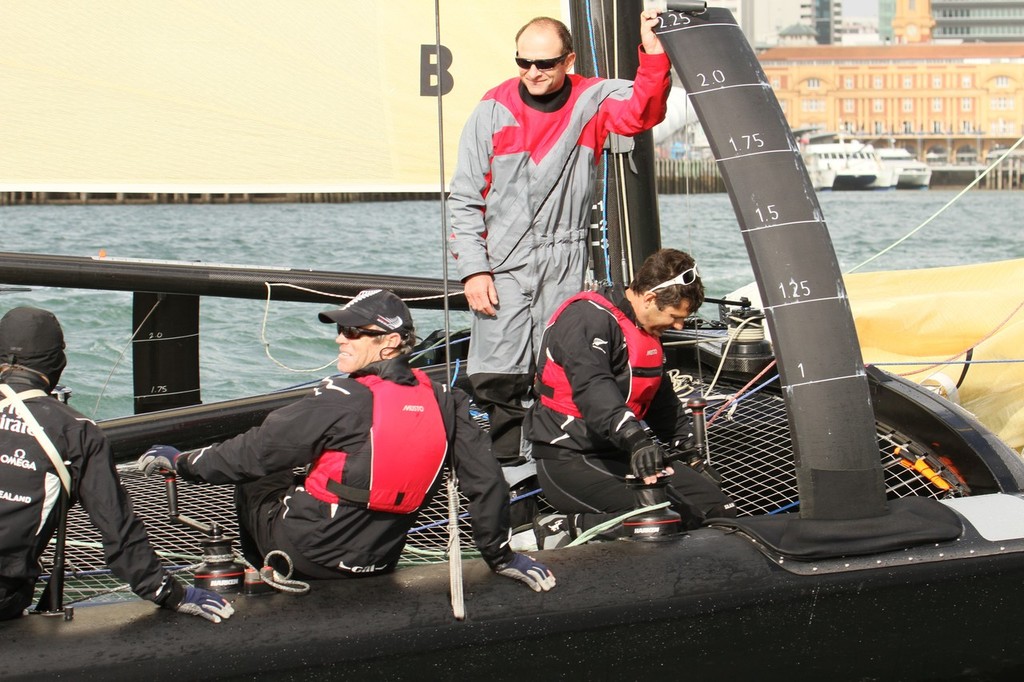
[0,306,67,389]
[0,306,234,623]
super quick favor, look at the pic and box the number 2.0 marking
[697,70,726,87]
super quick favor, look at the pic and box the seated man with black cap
[0,306,233,622]
[140,289,555,592]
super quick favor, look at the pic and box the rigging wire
[875,295,1024,379]
[583,0,616,288]
[432,0,465,622]
[844,134,1024,386]
[90,298,162,418]
[846,133,1024,274]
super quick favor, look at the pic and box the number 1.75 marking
[728,133,764,152]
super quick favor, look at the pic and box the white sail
[0,0,562,193]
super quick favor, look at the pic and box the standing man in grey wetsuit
[448,10,671,468]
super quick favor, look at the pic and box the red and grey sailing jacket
[537,292,663,420]
[305,370,447,514]
[448,49,670,280]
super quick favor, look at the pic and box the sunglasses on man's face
[336,325,390,340]
[514,53,569,71]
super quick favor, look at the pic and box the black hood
[0,306,67,387]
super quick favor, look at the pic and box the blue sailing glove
[495,553,556,592]
[138,444,182,476]
[176,586,235,623]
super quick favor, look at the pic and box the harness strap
[324,479,372,506]
[0,384,70,494]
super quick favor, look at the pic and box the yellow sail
[846,259,1024,453]
[0,0,561,193]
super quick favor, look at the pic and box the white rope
[429,0,465,621]
[846,133,1024,274]
[704,313,764,397]
[258,282,452,373]
[446,474,465,620]
[258,282,339,373]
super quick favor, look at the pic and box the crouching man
[525,250,736,545]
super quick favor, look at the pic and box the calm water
[1,189,1022,420]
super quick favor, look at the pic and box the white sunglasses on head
[649,265,700,292]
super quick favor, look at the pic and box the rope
[873,295,1024,379]
[258,283,340,373]
[707,360,778,426]
[566,501,673,546]
[583,0,614,288]
[445,474,465,620]
[91,297,161,418]
[258,550,310,595]
[846,133,1024,274]
[872,358,1024,367]
[432,0,464,622]
[702,313,765,397]
[258,282,459,374]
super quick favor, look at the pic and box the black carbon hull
[6,517,1024,681]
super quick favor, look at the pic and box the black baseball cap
[318,289,414,334]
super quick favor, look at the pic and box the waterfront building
[881,0,1024,43]
[891,0,935,43]
[757,42,1024,163]
[932,0,1024,43]
[802,0,844,45]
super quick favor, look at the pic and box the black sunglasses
[336,325,390,340]
[514,53,569,71]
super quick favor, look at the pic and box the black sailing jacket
[0,368,176,604]
[177,357,514,573]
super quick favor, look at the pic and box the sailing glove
[176,586,235,624]
[495,553,556,592]
[138,444,182,475]
[629,441,665,480]
[672,430,697,452]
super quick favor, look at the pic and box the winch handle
[163,472,213,535]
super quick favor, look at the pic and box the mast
[572,1,662,292]
[655,7,888,520]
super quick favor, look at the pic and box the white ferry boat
[801,141,897,191]
[877,146,933,189]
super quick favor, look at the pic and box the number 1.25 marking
[779,278,811,299]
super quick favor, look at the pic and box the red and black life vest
[536,292,663,419]
[305,369,447,514]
